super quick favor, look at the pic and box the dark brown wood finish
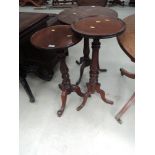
[117,14,135,62]
[20,13,60,102]
[20,13,48,102]
[20,67,35,103]
[58,6,118,25]
[20,13,49,37]
[115,14,135,124]
[58,6,118,85]
[120,68,135,79]
[71,16,125,38]
[52,0,77,8]
[77,0,108,6]
[57,51,84,116]
[115,93,135,124]
[31,25,81,50]
[31,25,84,117]
[71,16,125,110]
[129,0,135,6]
[115,68,135,124]
[108,0,124,6]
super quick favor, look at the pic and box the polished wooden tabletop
[71,16,125,39]
[31,25,82,50]
[117,14,135,61]
[58,6,118,25]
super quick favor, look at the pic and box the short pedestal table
[31,25,84,116]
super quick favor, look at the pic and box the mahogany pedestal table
[71,16,125,111]
[58,6,118,85]
[31,25,84,117]
[115,14,135,124]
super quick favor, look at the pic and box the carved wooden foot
[76,92,90,111]
[97,58,107,72]
[96,84,113,105]
[76,56,84,65]
[57,85,84,116]
[57,90,68,117]
[115,92,135,124]
[77,83,113,111]
[120,68,135,79]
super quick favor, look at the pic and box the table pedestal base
[57,51,84,117]
[77,83,113,111]
[77,39,113,111]
[57,84,84,116]
[76,38,107,85]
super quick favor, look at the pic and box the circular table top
[117,14,135,61]
[71,16,125,39]
[31,25,82,50]
[58,6,118,25]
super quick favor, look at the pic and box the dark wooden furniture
[108,0,124,6]
[58,6,118,24]
[117,15,135,62]
[77,0,108,6]
[71,16,125,111]
[58,6,118,85]
[31,25,84,117]
[129,0,135,6]
[52,0,77,8]
[19,0,46,7]
[20,12,59,102]
[20,66,35,102]
[115,14,135,124]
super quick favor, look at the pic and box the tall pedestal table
[58,6,118,85]
[71,16,125,110]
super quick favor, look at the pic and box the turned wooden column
[89,39,100,84]
[77,38,113,111]
[57,51,84,116]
